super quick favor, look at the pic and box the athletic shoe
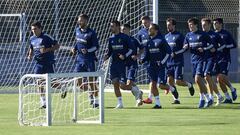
[205,99,213,108]
[39,105,46,109]
[152,105,162,109]
[172,100,180,104]
[143,98,153,104]
[223,98,233,104]
[115,104,123,109]
[188,82,195,96]
[198,100,205,108]
[92,103,99,108]
[171,86,179,100]
[231,88,237,101]
[215,96,224,106]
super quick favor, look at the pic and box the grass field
[0,84,240,135]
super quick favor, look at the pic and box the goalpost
[18,72,104,126]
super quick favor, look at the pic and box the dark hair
[150,23,159,31]
[201,17,211,24]
[187,17,199,25]
[141,16,150,21]
[122,23,130,29]
[166,17,177,25]
[79,14,89,21]
[111,20,121,27]
[213,18,223,24]
[31,21,42,29]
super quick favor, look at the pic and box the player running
[213,18,237,103]
[27,21,60,109]
[104,20,142,109]
[139,23,176,109]
[165,17,195,104]
[201,17,224,105]
[183,17,214,108]
[121,23,144,107]
[71,14,100,108]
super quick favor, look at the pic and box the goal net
[0,0,153,90]
[18,72,104,126]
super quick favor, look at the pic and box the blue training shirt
[137,27,150,47]
[30,32,58,65]
[74,27,99,63]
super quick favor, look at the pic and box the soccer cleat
[172,100,180,104]
[188,82,195,96]
[205,99,213,108]
[39,105,46,109]
[152,105,162,109]
[171,86,179,100]
[92,103,99,108]
[143,98,153,104]
[115,104,123,109]
[231,88,237,101]
[61,91,67,99]
[215,96,224,106]
[223,98,233,104]
[198,100,205,108]
[136,91,143,107]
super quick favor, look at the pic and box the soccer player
[71,14,99,108]
[104,20,142,109]
[139,23,176,109]
[213,18,237,103]
[121,23,144,106]
[165,18,195,104]
[137,16,154,104]
[27,21,60,109]
[183,17,213,108]
[201,18,224,105]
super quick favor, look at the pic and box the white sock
[154,96,161,106]
[169,85,175,92]
[186,82,192,88]
[204,93,210,102]
[93,96,99,104]
[199,93,204,101]
[117,97,123,105]
[148,92,152,100]
[224,92,231,100]
[40,96,46,106]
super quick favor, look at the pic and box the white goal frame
[18,71,104,126]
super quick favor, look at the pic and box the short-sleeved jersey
[137,27,150,47]
[30,32,58,64]
[184,30,213,63]
[215,29,237,62]
[107,33,134,64]
[125,36,144,66]
[74,27,99,63]
[165,31,185,66]
[142,34,171,65]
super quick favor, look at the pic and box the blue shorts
[215,61,230,75]
[74,61,95,72]
[126,64,138,81]
[204,59,216,76]
[192,61,205,78]
[34,63,55,74]
[167,64,184,80]
[147,65,167,84]
[110,62,126,83]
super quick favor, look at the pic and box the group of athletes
[27,13,237,109]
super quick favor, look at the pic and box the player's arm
[216,34,226,51]
[160,40,170,65]
[27,47,33,60]
[226,32,237,49]
[134,38,144,59]
[202,34,214,52]
[40,37,60,53]
[139,42,149,64]
[119,36,133,60]
[104,40,112,61]
[173,34,186,56]
[87,31,99,53]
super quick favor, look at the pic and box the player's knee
[194,75,202,84]
[112,78,119,84]
[159,84,165,89]
[175,79,183,86]
[217,74,224,83]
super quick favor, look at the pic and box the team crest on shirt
[118,38,121,43]
[31,38,43,46]
[197,35,200,40]
[172,36,175,40]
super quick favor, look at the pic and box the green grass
[0,84,240,135]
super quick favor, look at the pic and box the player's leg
[175,65,195,96]
[194,62,211,108]
[88,61,99,108]
[167,66,180,104]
